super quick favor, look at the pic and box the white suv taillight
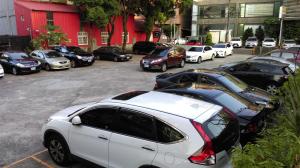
[189,120,216,165]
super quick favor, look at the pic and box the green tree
[205,32,213,45]
[284,21,300,41]
[242,28,253,43]
[264,17,280,39]
[255,26,265,46]
[32,25,67,49]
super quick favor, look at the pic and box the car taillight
[247,123,257,133]
[189,120,216,165]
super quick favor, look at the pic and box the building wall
[15,2,33,36]
[0,0,17,35]
[192,0,282,37]
[284,0,300,19]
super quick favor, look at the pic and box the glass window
[201,5,228,18]
[215,93,247,114]
[213,45,226,48]
[8,53,31,59]
[80,108,117,130]
[47,11,53,26]
[219,75,248,93]
[78,32,88,45]
[156,120,184,143]
[115,109,156,141]
[281,52,295,59]
[150,48,169,57]
[240,4,245,17]
[179,74,198,83]
[244,3,274,17]
[189,47,203,52]
[45,51,62,58]
[101,32,109,44]
[271,52,281,57]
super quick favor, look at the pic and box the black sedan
[159,86,268,144]
[0,51,41,75]
[154,69,275,109]
[218,61,292,95]
[93,46,132,62]
[52,46,95,68]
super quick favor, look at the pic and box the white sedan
[185,46,216,63]
[212,43,233,57]
[0,64,4,78]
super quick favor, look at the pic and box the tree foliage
[255,26,265,45]
[242,28,254,42]
[264,17,280,39]
[205,32,213,45]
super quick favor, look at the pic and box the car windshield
[60,47,68,53]
[264,39,274,42]
[213,45,226,48]
[214,93,247,114]
[45,51,62,58]
[112,48,122,54]
[231,38,240,41]
[284,40,295,44]
[189,47,203,52]
[67,47,87,54]
[150,48,169,57]
[247,38,257,41]
[9,53,31,59]
[219,75,248,93]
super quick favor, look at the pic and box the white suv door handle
[98,135,108,141]
[142,146,155,152]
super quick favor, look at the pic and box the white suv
[42,91,240,168]
[262,38,276,48]
[230,37,242,48]
[0,64,4,78]
[245,37,258,48]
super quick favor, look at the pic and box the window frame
[46,11,54,26]
[101,32,109,44]
[77,32,88,46]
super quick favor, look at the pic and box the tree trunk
[145,16,154,42]
[88,22,93,52]
[107,16,116,47]
[122,13,128,52]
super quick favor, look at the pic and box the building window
[47,11,54,26]
[20,15,25,22]
[78,32,88,45]
[198,5,236,19]
[122,32,129,44]
[101,32,109,44]
[240,3,274,18]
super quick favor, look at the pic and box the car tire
[197,57,202,64]
[161,63,167,72]
[179,60,185,68]
[12,67,18,75]
[70,60,76,68]
[211,54,215,60]
[266,83,279,95]
[45,64,51,71]
[47,134,72,166]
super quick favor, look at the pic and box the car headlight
[120,55,125,57]
[76,55,82,59]
[16,63,25,68]
[37,61,41,66]
[151,59,163,64]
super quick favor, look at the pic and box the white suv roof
[106,91,222,120]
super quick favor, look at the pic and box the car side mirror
[71,116,82,125]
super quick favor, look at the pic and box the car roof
[1,51,26,54]
[184,69,228,78]
[105,91,221,120]
[165,86,224,99]
[34,50,55,53]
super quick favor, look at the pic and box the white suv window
[156,120,184,143]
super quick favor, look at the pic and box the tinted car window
[233,63,250,71]
[45,51,62,58]
[213,45,226,48]
[156,120,184,143]
[189,47,203,52]
[67,47,87,54]
[281,52,295,59]
[150,48,169,57]
[80,108,117,130]
[271,52,281,57]
[219,75,248,93]
[214,93,247,114]
[8,53,31,59]
[179,74,198,83]
[115,109,156,141]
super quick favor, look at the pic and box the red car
[186,40,202,46]
[266,49,300,65]
[140,46,186,72]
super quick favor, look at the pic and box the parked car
[93,46,132,62]
[30,50,70,71]
[230,37,242,48]
[0,64,4,78]
[159,86,268,143]
[283,39,296,49]
[245,37,258,48]
[52,46,95,68]
[249,56,298,72]
[132,41,157,54]
[286,45,300,52]
[185,39,202,46]
[0,51,41,75]
[174,37,187,45]
[212,43,233,57]
[265,49,300,66]
[262,38,276,48]
[185,46,215,63]
[154,69,275,109]
[219,61,292,95]
[140,46,186,72]
[42,91,240,167]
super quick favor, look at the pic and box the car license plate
[31,67,36,71]
[127,56,130,59]
[144,64,149,68]
[88,60,92,63]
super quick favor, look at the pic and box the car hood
[50,102,96,120]
[12,58,38,65]
[143,55,164,60]
[186,51,203,56]
[47,57,69,62]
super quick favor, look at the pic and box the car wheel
[48,135,72,166]
[211,54,215,60]
[161,63,167,72]
[12,67,18,75]
[113,57,118,62]
[70,60,76,68]
[266,83,278,95]
[197,57,202,64]
[179,60,185,68]
[45,64,51,71]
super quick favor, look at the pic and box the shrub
[205,32,213,45]
[242,28,253,43]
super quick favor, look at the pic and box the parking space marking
[31,156,54,168]
[3,149,48,168]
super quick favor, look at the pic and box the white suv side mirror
[71,116,82,125]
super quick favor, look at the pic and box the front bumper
[262,44,276,48]
[245,43,257,48]
[18,66,41,74]
[50,63,71,70]
[185,57,198,62]
[232,43,241,47]
[217,52,226,57]
[140,62,162,70]
[0,69,4,77]
[76,59,95,66]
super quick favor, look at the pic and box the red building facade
[14,0,157,48]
